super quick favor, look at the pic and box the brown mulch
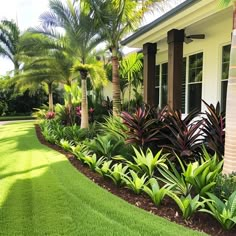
[35,124,236,236]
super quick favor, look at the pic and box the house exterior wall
[154,6,232,113]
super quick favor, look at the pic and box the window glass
[189,53,203,83]
[155,65,160,106]
[181,58,186,113]
[221,44,230,112]
[161,63,168,107]
[188,52,203,112]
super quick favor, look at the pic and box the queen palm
[84,0,164,115]
[219,0,236,173]
[0,19,22,74]
[39,0,106,128]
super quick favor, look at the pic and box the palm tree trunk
[223,2,236,174]
[111,47,121,116]
[80,70,89,129]
[48,82,54,112]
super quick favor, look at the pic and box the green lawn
[0,122,207,236]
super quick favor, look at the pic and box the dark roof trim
[121,0,198,45]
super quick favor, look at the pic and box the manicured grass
[0,116,35,121]
[0,122,206,236]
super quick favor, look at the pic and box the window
[155,65,160,106]
[221,44,230,112]
[182,58,186,113]
[188,52,203,112]
[155,63,168,108]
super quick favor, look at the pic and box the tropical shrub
[32,106,48,119]
[54,103,78,126]
[213,172,236,200]
[202,100,225,158]
[121,106,161,149]
[168,192,206,220]
[122,170,148,194]
[160,107,203,161]
[0,100,8,115]
[200,191,236,230]
[143,178,172,206]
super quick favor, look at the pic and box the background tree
[0,20,22,74]
[84,0,165,115]
[120,52,143,111]
[39,0,107,128]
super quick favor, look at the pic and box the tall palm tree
[219,0,236,173]
[84,0,164,115]
[0,20,21,74]
[39,0,106,128]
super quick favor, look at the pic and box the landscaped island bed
[0,122,203,236]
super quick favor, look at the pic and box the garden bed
[35,124,236,236]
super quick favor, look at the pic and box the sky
[0,0,185,76]
[0,0,50,75]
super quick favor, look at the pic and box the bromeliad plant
[122,170,148,194]
[85,134,128,160]
[59,139,74,152]
[200,191,236,230]
[158,155,192,197]
[143,178,173,206]
[183,147,223,196]
[96,160,113,177]
[79,153,105,171]
[168,192,206,220]
[107,163,129,186]
[117,147,167,177]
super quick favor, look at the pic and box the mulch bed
[35,124,236,236]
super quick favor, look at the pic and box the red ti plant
[160,107,203,161]
[201,100,225,158]
[121,105,161,150]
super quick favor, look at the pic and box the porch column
[143,42,157,106]
[167,29,184,110]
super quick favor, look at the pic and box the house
[121,0,232,114]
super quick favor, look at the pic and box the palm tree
[84,0,164,115]
[16,54,66,111]
[219,0,236,173]
[39,0,106,128]
[120,52,143,110]
[0,20,21,74]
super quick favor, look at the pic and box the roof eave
[121,0,198,46]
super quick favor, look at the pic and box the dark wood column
[143,42,157,106]
[167,29,184,110]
